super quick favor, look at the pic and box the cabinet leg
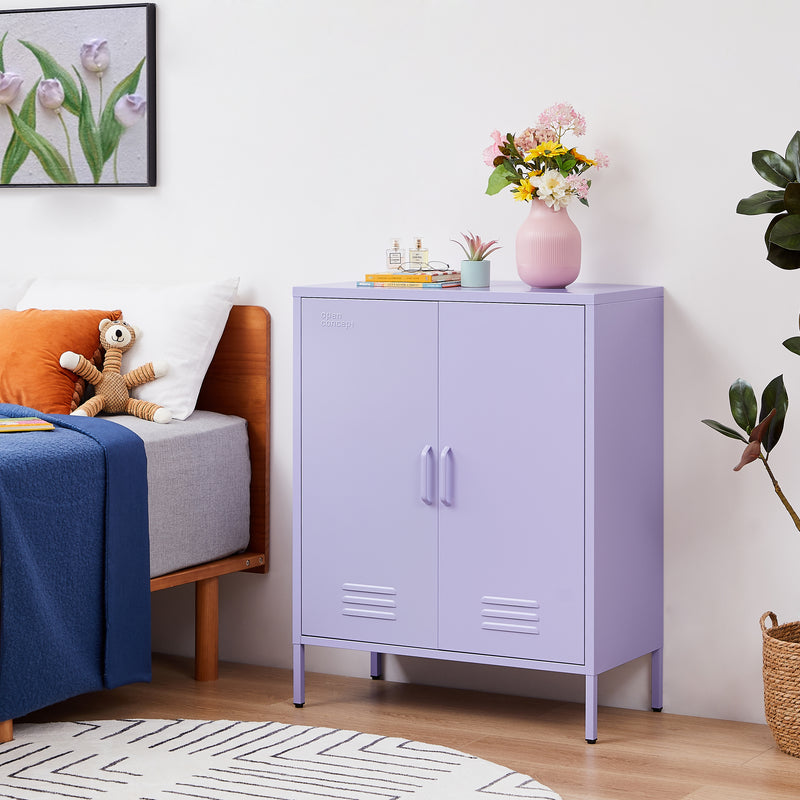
[651,646,664,712]
[293,644,305,707]
[370,651,383,680]
[585,674,598,744]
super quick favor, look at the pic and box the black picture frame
[0,3,156,186]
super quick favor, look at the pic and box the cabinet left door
[299,297,439,649]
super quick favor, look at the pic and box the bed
[0,303,270,743]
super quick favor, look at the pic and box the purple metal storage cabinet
[292,282,664,743]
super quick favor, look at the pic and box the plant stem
[57,110,75,180]
[760,455,800,532]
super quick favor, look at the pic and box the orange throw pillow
[0,308,122,415]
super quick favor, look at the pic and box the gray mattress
[108,411,251,578]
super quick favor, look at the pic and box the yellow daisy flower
[513,178,535,202]
[527,140,569,159]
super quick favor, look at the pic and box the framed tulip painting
[0,3,156,186]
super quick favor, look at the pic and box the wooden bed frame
[150,304,270,681]
[0,304,270,743]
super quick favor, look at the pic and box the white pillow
[0,278,33,309]
[17,276,239,420]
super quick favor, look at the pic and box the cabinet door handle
[420,445,434,505]
[439,446,453,506]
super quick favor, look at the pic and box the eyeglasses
[396,260,452,273]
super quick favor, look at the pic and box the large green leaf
[786,131,800,181]
[0,31,7,73]
[485,161,516,196]
[785,183,800,215]
[767,239,800,269]
[73,68,103,183]
[769,214,800,251]
[99,57,145,163]
[783,336,800,356]
[701,419,748,443]
[760,375,788,453]
[736,189,785,215]
[19,40,81,116]
[1,80,37,184]
[753,149,796,188]
[7,106,75,184]
[764,213,800,268]
[729,378,757,433]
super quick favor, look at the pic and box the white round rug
[2,718,562,799]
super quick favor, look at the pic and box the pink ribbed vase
[515,198,582,289]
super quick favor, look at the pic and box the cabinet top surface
[293,281,663,305]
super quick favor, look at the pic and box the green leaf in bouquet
[99,57,145,163]
[18,40,80,116]
[7,105,75,184]
[752,149,796,188]
[701,419,748,443]
[760,375,788,453]
[729,378,757,433]
[73,68,103,183]
[486,162,516,196]
[769,213,800,251]
[1,80,37,184]
[736,189,786,215]
[786,131,800,181]
[0,31,7,72]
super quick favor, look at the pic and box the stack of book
[0,416,55,433]
[358,270,461,289]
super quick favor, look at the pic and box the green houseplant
[452,231,501,289]
[736,131,800,270]
[703,130,800,758]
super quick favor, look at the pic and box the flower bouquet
[484,103,608,209]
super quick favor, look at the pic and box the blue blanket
[0,404,151,720]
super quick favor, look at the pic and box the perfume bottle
[385,238,403,271]
[408,237,429,269]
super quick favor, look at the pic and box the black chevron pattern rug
[0,719,562,799]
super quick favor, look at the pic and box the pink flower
[482,130,503,166]
[566,174,590,199]
[514,127,538,153]
[537,103,586,137]
[593,149,610,169]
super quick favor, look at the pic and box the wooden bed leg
[195,576,219,682]
[0,720,12,743]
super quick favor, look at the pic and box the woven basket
[761,611,800,758]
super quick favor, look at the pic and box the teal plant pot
[460,259,490,288]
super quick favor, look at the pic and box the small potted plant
[452,231,501,288]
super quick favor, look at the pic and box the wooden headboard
[197,304,270,574]
[150,304,271,590]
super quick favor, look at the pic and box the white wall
[4,0,800,726]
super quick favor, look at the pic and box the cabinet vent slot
[481,596,540,635]
[342,583,397,621]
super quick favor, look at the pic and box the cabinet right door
[437,301,586,665]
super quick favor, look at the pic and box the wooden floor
[18,653,800,800]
